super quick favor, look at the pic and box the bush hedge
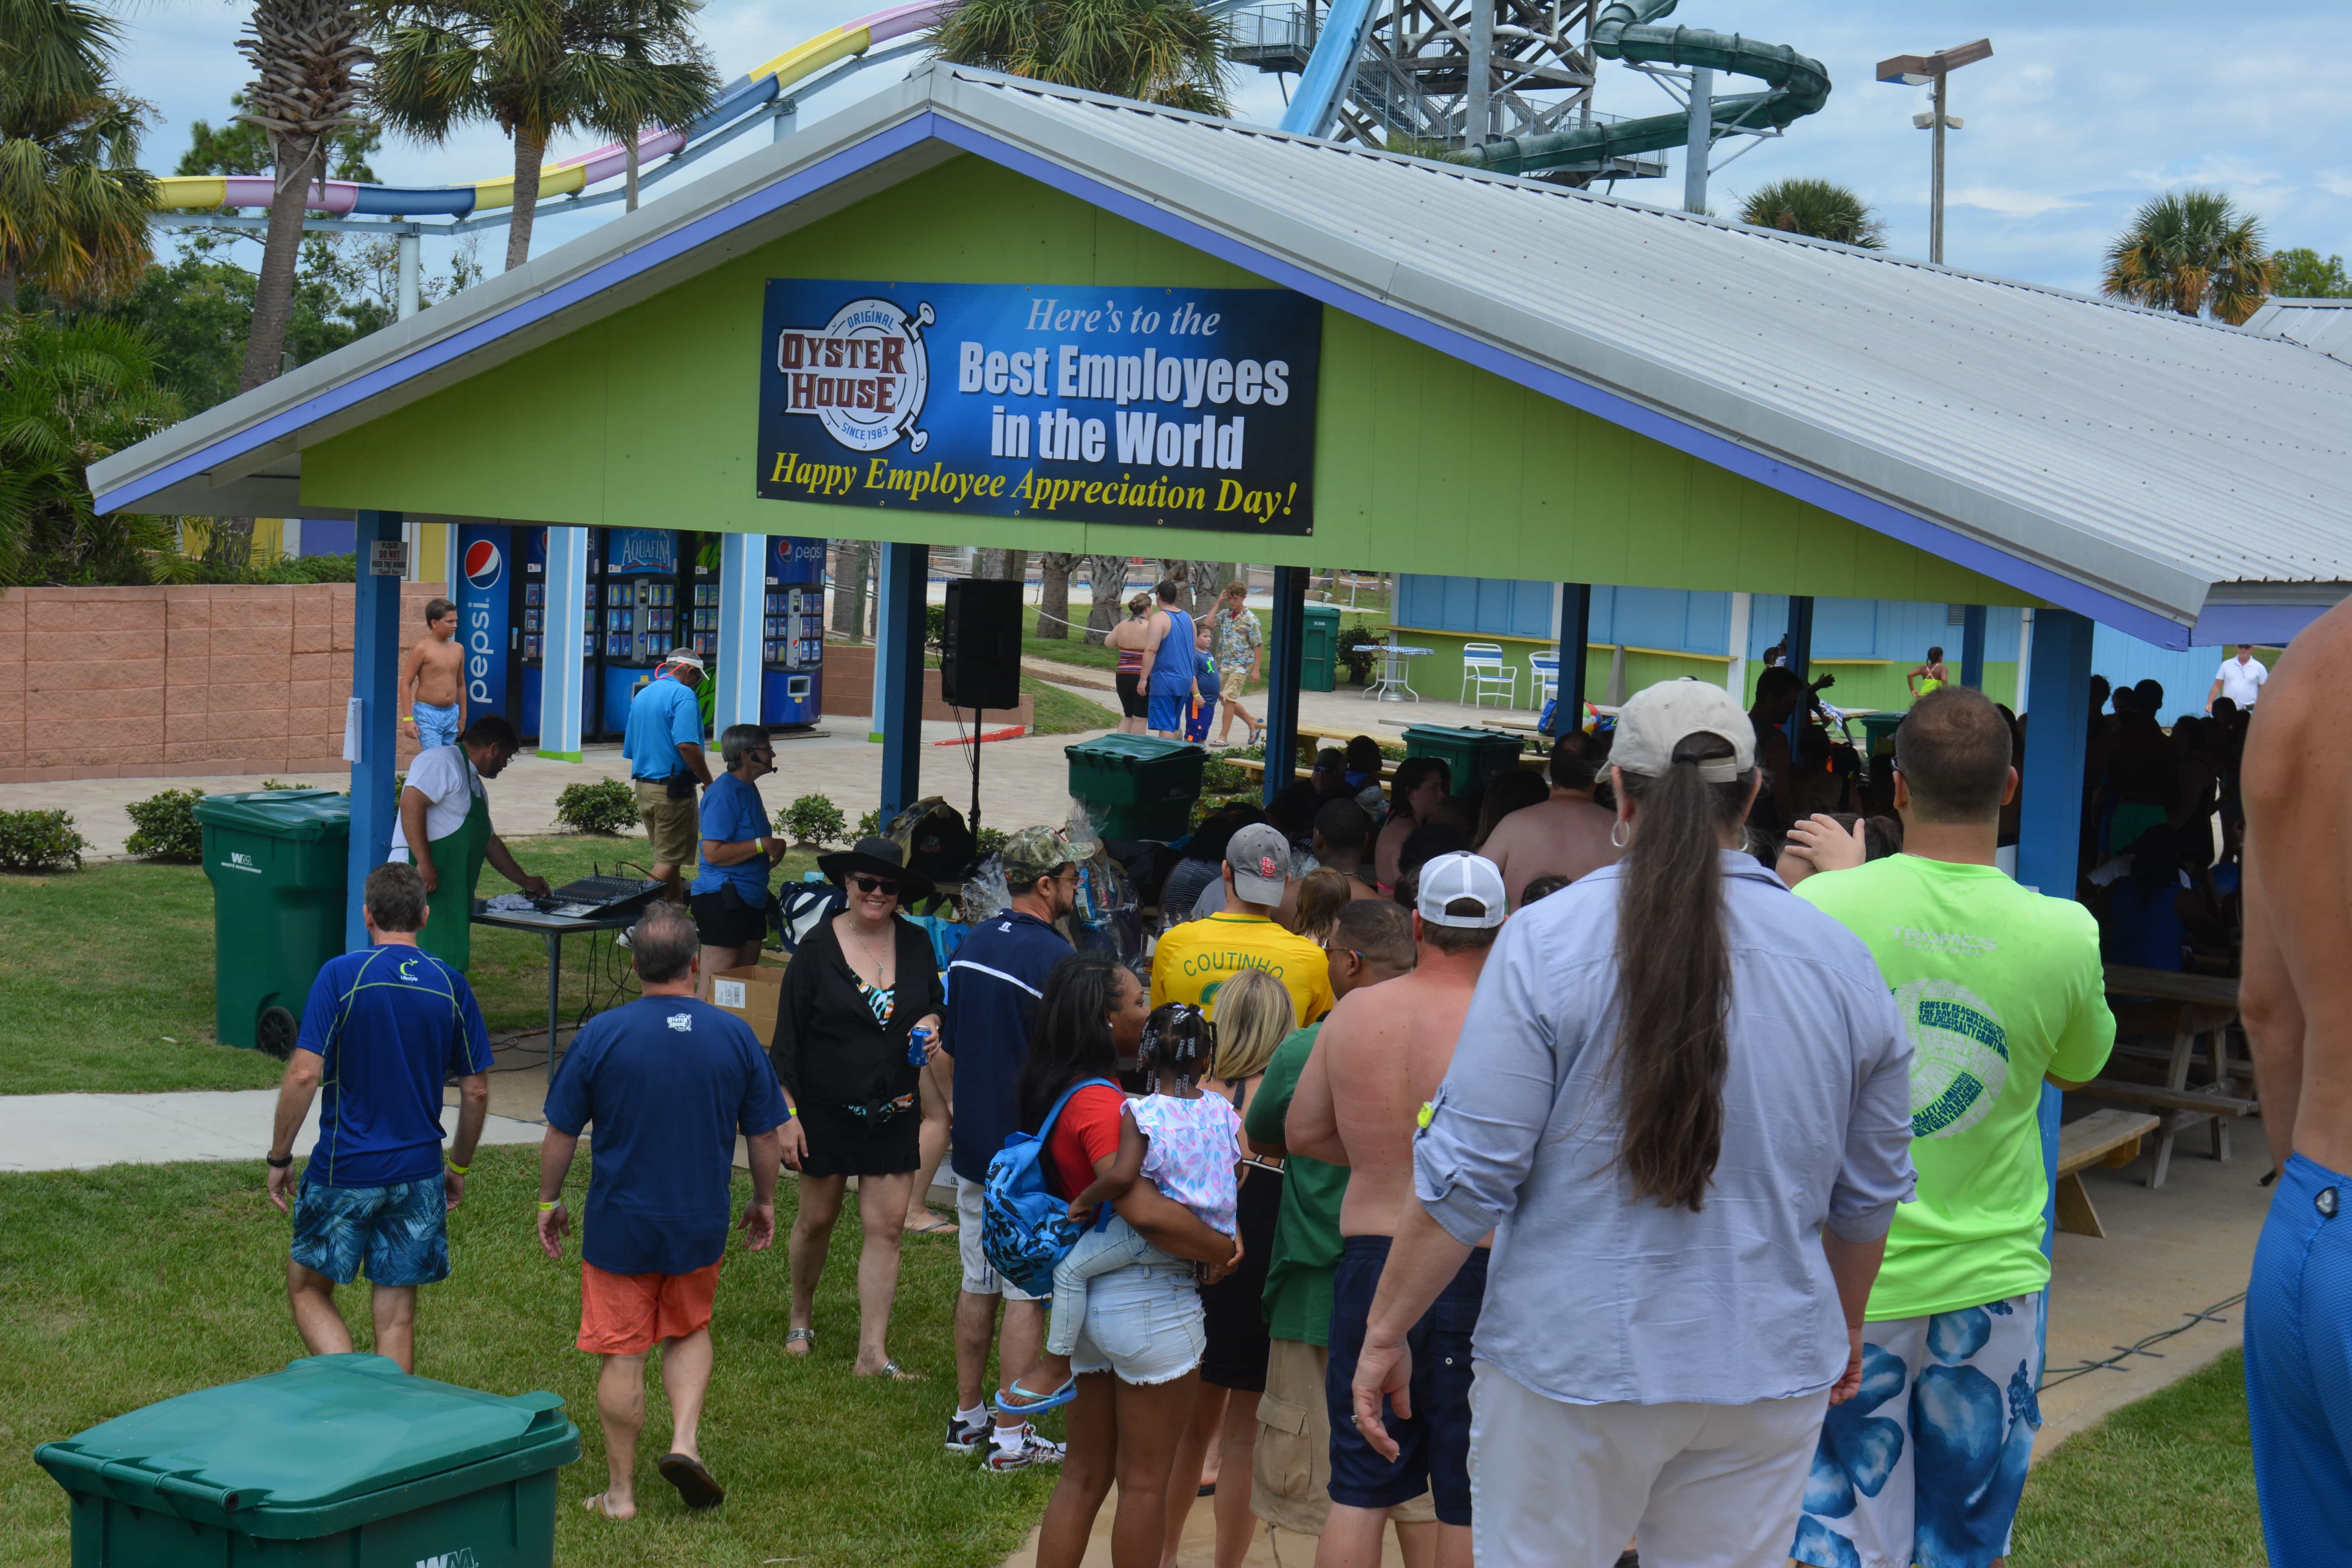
[124,788,207,861]
[778,793,848,848]
[0,809,88,873]
[555,777,639,836]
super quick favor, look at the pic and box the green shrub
[974,825,1007,860]
[555,777,640,835]
[124,788,208,861]
[1336,622,1385,685]
[779,793,848,848]
[854,808,884,841]
[0,809,87,873]
[1200,755,1251,795]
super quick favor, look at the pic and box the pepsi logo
[464,539,503,590]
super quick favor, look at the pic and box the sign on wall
[756,281,1320,536]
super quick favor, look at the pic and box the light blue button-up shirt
[1416,851,1915,1407]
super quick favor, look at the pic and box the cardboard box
[706,955,788,1041]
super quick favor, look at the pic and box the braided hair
[1140,1002,1214,1094]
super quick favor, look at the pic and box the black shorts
[1115,670,1147,719]
[1325,1235,1485,1527]
[690,887,771,948]
[795,1098,921,1179]
[1199,1163,1281,1390]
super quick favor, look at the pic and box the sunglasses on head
[850,874,900,895]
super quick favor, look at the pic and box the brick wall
[0,583,445,784]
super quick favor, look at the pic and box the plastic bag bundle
[958,855,1013,926]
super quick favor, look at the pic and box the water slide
[151,0,951,219]
[1277,0,1827,178]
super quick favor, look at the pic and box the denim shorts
[1067,1217,1205,1387]
[291,1175,449,1288]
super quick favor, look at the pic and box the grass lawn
[0,838,820,1096]
[1022,633,1121,672]
[0,1147,1056,1568]
[1021,674,1120,735]
[2013,1348,2262,1566]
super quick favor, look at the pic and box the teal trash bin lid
[1065,734,1205,765]
[191,789,351,839]
[34,1354,577,1538]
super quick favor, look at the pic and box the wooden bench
[2094,965,2253,1188]
[2053,1109,2161,1237]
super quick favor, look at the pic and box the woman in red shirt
[1020,952,1242,1568]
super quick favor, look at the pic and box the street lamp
[1877,38,1993,266]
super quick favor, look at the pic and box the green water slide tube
[1456,0,1828,179]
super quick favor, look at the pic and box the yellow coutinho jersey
[1149,912,1334,1026]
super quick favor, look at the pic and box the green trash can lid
[1065,735,1208,763]
[1401,724,1512,742]
[34,1354,570,1517]
[191,789,350,838]
[1303,603,1341,621]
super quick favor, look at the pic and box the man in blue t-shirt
[622,649,713,895]
[937,826,1078,1470]
[539,900,789,1519]
[691,723,786,975]
[267,862,493,1373]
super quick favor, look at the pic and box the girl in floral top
[1211,579,1265,746]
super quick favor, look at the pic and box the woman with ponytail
[1346,680,1917,1568]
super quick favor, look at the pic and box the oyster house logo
[756,281,1320,536]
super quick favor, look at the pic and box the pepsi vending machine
[519,526,601,744]
[762,534,826,728]
[455,526,515,724]
[599,528,690,738]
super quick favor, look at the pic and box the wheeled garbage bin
[1066,734,1210,841]
[1401,724,1529,796]
[192,789,350,1056]
[1300,604,1341,693]
[34,1352,579,1568]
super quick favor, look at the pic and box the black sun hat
[816,836,936,905]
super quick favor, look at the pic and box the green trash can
[1403,724,1528,796]
[1858,711,1905,760]
[1300,604,1341,693]
[192,789,350,1057]
[1066,733,1210,841]
[34,1353,579,1568]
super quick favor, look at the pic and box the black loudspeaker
[941,578,1024,710]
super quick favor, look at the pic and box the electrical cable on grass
[2037,1291,2248,1392]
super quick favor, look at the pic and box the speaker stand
[967,706,984,837]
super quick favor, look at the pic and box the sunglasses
[849,874,900,896]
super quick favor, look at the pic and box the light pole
[1877,38,1992,266]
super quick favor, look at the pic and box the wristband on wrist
[538,1199,562,1212]
[445,1157,469,1174]
[266,1152,293,1169]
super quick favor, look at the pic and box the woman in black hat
[771,836,945,1379]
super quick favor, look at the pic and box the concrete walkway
[0,1091,545,1172]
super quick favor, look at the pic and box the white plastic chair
[1528,652,1559,713]
[1461,642,1516,708]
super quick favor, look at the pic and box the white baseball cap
[1612,679,1754,783]
[1225,822,1292,904]
[1416,852,1506,928]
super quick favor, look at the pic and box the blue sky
[118,0,2352,299]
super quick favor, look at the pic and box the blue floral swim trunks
[1791,1291,2045,1568]
[291,1176,450,1288]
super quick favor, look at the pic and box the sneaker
[944,1412,993,1455]
[984,1423,1065,1471]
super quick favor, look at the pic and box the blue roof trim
[93,112,946,516]
[926,119,2188,647]
[2190,601,2333,648]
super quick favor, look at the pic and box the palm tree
[0,310,184,584]
[232,0,372,392]
[370,0,717,272]
[1738,178,1885,249]
[2102,189,2274,325]
[931,0,1232,114]
[1079,552,1129,643]
[0,0,156,310]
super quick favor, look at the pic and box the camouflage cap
[1001,825,1078,886]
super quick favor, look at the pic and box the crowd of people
[263,617,2352,1566]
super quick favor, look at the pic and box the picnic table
[2053,1108,2162,1237]
[2089,965,2256,1187]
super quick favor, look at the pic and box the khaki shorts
[635,779,699,867]
[1252,1335,1436,1536]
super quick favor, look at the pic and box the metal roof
[2247,298,2352,367]
[93,65,2352,645]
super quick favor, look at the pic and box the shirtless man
[1477,731,1621,907]
[2238,604,2352,1563]
[1287,852,1504,1568]
[1310,799,1384,904]
[399,599,467,753]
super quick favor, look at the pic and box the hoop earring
[1610,819,1631,849]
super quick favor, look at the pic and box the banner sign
[756,280,1320,536]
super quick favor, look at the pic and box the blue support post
[1553,583,1591,736]
[716,532,766,735]
[1263,567,1307,804]
[1960,604,1988,691]
[539,527,588,762]
[875,542,927,820]
[2017,608,2094,1268]
[346,511,404,952]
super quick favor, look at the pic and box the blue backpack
[980,1077,1120,1298]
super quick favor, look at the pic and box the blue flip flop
[996,1376,1077,1416]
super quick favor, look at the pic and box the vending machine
[520,526,602,744]
[598,528,690,737]
[687,534,721,667]
[455,523,517,725]
[761,534,827,728]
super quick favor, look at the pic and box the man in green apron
[390,714,550,971]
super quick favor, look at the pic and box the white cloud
[1947,186,2087,219]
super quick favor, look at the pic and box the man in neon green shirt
[1784,686,2114,1568]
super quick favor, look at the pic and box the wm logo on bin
[415,1550,479,1568]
